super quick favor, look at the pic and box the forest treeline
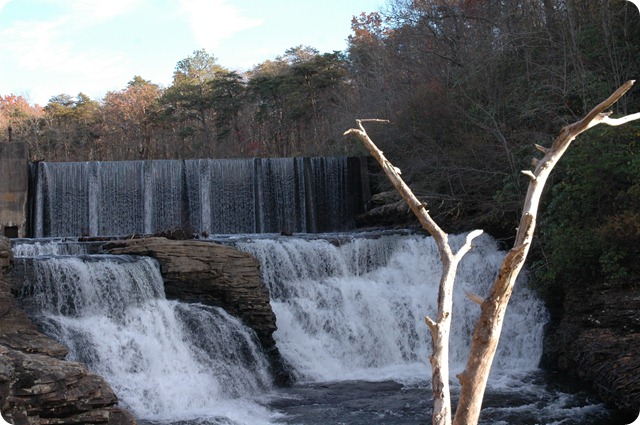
[1,0,639,288]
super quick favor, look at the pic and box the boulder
[0,345,136,425]
[0,278,67,360]
[1,237,68,358]
[355,190,466,231]
[103,237,291,385]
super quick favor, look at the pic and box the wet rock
[356,191,415,228]
[0,236,136,424]
[0,236,12,272]
[543,280,640,414]
[0,345,136,424]
[355,190,466,232]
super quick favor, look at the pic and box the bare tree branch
[345,80,640,425]
[453,79,639,425]
[344,119,483,425]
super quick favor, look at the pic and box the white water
[235,232,548,384]
[11,235,613,424]
[16,253,277,424]
[11,240,90,256]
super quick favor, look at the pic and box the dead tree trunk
[344,81,640,425]
[344,119,483,425]
[453,80,640,425]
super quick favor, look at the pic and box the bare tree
[344,80,640,425]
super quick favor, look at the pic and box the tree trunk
[453,79,640,425]
[345,80,640,425]
[345,119,483,425]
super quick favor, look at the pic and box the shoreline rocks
[0,235,136,424]
[542,279,640,415]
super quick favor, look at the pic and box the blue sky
[0,0,384,106]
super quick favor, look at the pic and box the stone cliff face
[0,236,136,425]
[542,278,640,415]
[103,237,291,385]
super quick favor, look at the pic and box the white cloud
[179,0,262,48]
[1,16,127,73]
[0,2,134,103]
[0,0,12,13]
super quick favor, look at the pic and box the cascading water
[235,232,547,383]
[11,234,617,425]
[11,239,92,256]
[12,248,277,424]
[31,157,368,237]
[233,232,616,424]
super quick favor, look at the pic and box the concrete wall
[0,142,29,238]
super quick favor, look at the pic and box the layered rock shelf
[543,279,640,414]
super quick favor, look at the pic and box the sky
[0,0,384,106]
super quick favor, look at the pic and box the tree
[343,0,639,236]
[43,93,101,160]
[208,70,246,153]
[173,49,225,84]
[101,76,162,159]
[247,47,352,156]
[160,49,238,157]
[345,81,640,425]
[0,95,46,161]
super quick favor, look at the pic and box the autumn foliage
[0,0,638,238]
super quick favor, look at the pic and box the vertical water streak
[184,159,211,234]
[32,163,45,238]
[306,157,352,232]
[96,161,146,236]
[144,160,186,234]
[255,158,306,233]
[35,162,91,237]
[208,159,257,233]
[31,157,368,237]
[88,162,99,236]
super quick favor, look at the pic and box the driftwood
[344,80,640,425]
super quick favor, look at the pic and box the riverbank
[0,235,136,424]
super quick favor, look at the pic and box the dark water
[137,373,630,425]
[267,374,629,425]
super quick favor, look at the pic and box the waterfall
[11,240,92,256]
[235,232,548,383]
[10,235,612,425]
[31,157,368,238]
[13,252,276,424]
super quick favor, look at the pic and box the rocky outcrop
[356,191,416,228]
[0,236,136,425]
[0,346,135,425]
[542,280,640,415]
[355,190,471,233]
[103,237,291,385]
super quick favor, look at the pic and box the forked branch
[454,80,640,425]
[345,80,640,425]
[344,119,483,425]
